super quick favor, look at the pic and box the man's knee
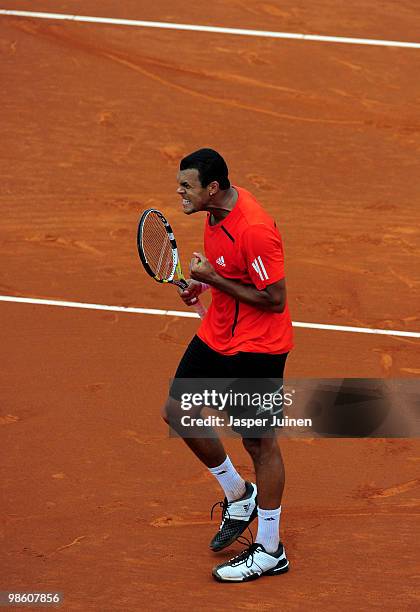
[242,437,263,460]
[161,397,181,426]
[161,401,169,424]
[161,397,202,428]
[242,436,277,461]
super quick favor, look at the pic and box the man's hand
[190,252,218,284]
[178,279,204,306]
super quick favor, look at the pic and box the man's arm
[190,252,286,313]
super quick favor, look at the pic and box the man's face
[176,168,211,215]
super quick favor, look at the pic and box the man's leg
[212,354,290,581]
[162,396,256,550]
[164,335,258,549]
[241,435,285,509]
[211,433,289,582]
[242,435,284,553]
[162,397,247,499]
[212,432,289,582]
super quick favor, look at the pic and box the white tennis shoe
[212,542,289,582]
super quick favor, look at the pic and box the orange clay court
[1,1,420,610]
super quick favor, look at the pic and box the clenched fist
[190,252,217,284]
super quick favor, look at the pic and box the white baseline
[0,10,420,49]
[0,295,419,338]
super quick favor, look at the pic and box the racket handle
[192,298,207,319]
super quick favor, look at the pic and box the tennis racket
[137,208,207,319]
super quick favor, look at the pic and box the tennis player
[162,149,293,582]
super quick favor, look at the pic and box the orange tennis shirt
[197,186,294,355]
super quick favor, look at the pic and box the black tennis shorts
[169,335,288,436]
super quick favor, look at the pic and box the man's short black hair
[180,148,230,190]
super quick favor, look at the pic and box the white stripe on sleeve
[251,259,264,281]
[257,256,269,280]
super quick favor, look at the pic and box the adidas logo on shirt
[251,256,269,281]
[216,256,226,267]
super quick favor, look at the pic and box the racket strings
[142,213,176,280]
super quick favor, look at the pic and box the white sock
[208,456,246,502]
[256,506,281,553]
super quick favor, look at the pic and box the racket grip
[192,298,207,319]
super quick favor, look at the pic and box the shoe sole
[212,561,289,583]
[210,506,258,552]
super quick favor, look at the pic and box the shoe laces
[230,542,263,568]
[210,499,231,529]
[236,529,254,549]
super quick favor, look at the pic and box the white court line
[1,295,419,338]
[1,9,420,49]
